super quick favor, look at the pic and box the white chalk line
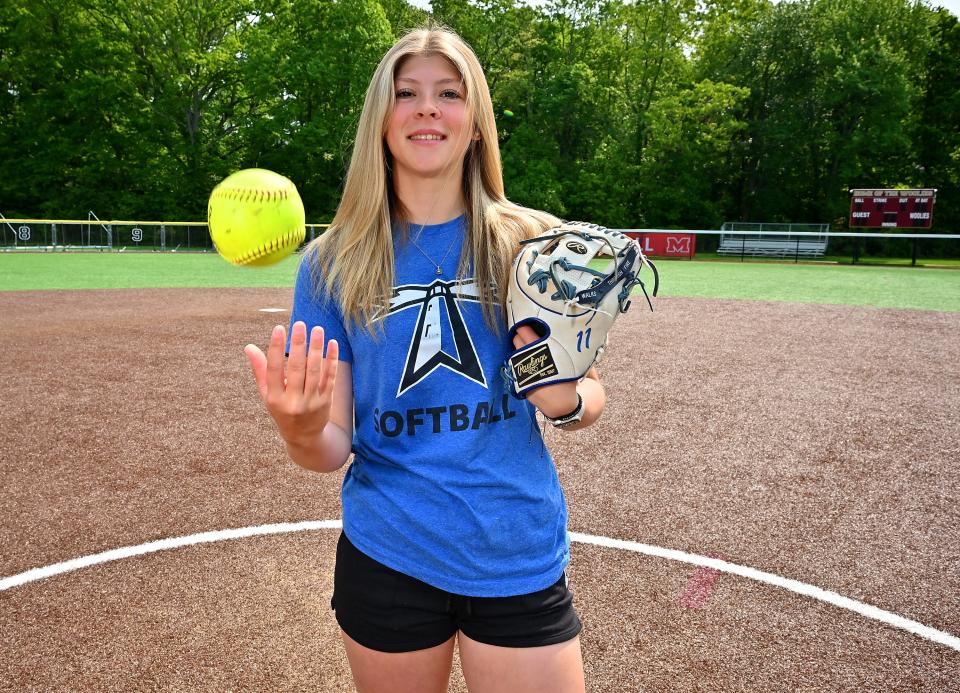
[1,521,957,653]
[570,532,960,653]
[0,521,342,592]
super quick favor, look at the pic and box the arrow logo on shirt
[378,278,487,397]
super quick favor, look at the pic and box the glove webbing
[523,231,658,315]
[526,256,606,301]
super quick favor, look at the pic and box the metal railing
[1,216,956,266]
[0,215,330,253]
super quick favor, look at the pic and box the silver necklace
[408,221,459,276]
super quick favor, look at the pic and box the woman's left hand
[511,324,580,419]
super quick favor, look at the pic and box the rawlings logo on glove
[503,221,659,398]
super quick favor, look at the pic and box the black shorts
[331,532,582,653]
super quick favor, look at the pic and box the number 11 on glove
[503,221,659,398]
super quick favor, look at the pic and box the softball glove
[503,221,658,398]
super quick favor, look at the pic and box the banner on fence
[624,232,696,258]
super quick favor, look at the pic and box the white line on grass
[1,521,957,653]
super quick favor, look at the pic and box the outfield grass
[650,259,960,312]
[0,251,300,290]
[1,250,958,312]
[693,252,960,268]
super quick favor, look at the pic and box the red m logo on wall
[666,236,691,255]
[626,232,696,258]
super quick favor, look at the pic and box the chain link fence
[2,216,957,266]
[0,217,329,253]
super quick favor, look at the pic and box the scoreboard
[849,188,936,229]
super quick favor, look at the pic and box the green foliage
[0,0,392,221]
[1,0,957,236]
[640,79,748,227]
[241,0,393,219]
[915,9,960,231]
[696,0,943,227]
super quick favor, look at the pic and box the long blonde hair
[309,26,558,333]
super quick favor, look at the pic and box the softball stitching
[210,186,292,203]
[233,228,305,265]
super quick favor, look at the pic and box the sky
[406,0,960,18]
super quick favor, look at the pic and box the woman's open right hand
[244,321,340,449]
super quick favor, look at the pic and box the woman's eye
[440,89,462,99]
[395,89,414,98]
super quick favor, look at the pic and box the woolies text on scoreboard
[849,188,937,229]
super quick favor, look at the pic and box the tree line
[1,0,957,233]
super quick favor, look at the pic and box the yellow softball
[207,168,306,267]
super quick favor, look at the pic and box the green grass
[1,250,958,312]
[694,251,960,268]
[0,250,300,289]
[645,258,960,312]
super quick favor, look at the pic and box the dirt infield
[1,288,958,691]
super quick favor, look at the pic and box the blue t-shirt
[290,215,569,597]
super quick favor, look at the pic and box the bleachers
[717,222,829,259]
[716,236,829,258]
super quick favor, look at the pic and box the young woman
[244,27,605,693]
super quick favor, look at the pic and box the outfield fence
[618,227,960,266]
[1,216,958,266]
[0,217,330,254]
